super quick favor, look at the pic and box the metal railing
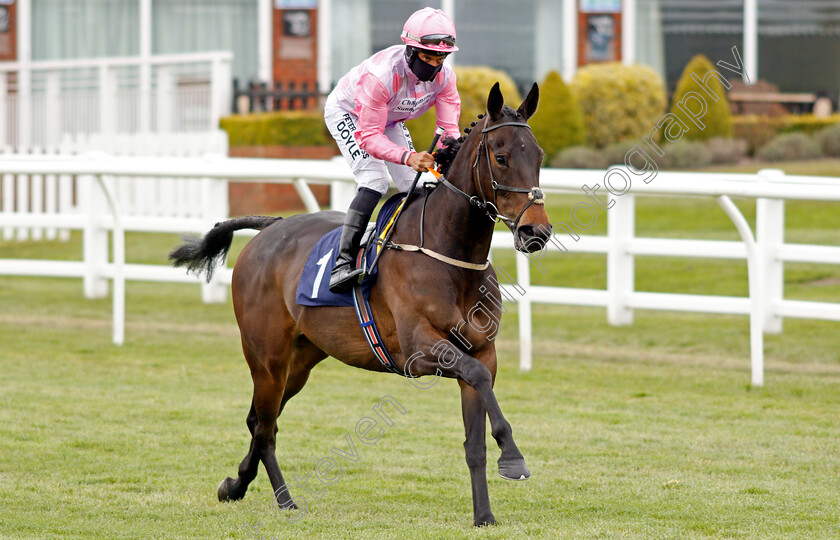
[232,79,321,113]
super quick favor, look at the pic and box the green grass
[693,158,840,177]
[1,180,840,538]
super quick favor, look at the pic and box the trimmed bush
[814,124,840,157]
[407,65,522,150]
[570,62,667,148]
[219,111,335,146]
[549,146,607,169]
[602,140,638,167]
[669,55,733,141]
[454,66,522,127]
[778,114,840,135]
[731,115,781,155]
[732,114,840,154]
[660,141,713,169]
[528,71,586,162]
[219,111,332,146]
[757,133,822,162]
[404,107,441,154]
[706,137,748,164]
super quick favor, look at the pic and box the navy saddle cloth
[295,193,407,307]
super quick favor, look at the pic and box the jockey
[324,7,462,294]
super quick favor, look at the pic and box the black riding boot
[329,187,381,294]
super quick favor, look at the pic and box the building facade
[6,0,840,105]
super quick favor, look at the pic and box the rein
[377,188,490,271]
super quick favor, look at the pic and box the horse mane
[434,105,525,176]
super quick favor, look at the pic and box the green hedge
[570,62,667,148]
[732,114,840,154]
[756,132,822,162]
[669,54,733,141]
[454,66,522,127]
[219,111,332,146]
[529,71,587,163]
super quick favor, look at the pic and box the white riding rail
[0,155,838,386]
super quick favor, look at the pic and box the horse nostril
[517,225,535,239]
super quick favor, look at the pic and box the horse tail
[169,216,282,282]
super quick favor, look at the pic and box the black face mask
[406,48,444,82]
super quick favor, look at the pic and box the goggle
[401,31,456,48]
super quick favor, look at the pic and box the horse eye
[495,155,507,166]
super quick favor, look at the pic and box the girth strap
[352,284,401,373]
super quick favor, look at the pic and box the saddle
[295,193,407,308]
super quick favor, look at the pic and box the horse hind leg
[260,337,326,511]
[217,326,293,505]
[217,399,260,502]
[218,336,325,511]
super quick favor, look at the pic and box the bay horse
[170,82,551,526]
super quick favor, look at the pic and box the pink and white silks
[324,45,461,195]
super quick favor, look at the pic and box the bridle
[439,118,545,230]
[375,116,547,272]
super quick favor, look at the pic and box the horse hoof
[278,499,299,511]
[217,477,244,502]
[498,458,531,481]
[474,514,497,527]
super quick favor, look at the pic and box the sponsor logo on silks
[394,93,433,113]
[336,114,368,161]
[400,124,416,151]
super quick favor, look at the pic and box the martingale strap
[352,283,401,374]
[390,243,490,270]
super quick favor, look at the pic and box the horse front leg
[459,379,495,526]
[402,326,530,482]
[457,352,530,481]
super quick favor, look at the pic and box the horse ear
[487,82,504,121]
[517,82,539,121]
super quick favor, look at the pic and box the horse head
[469,82,552,253]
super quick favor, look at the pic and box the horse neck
[420,129,496,264]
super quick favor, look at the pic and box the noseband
[439,119,545,230]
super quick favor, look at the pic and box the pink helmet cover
[400,7,459,53]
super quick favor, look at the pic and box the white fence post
[82,174,109,298]
[15,167,29,241]
[2,158,12,240]
[18,68,31,151]
[293,178,321,213]
[717,195,764,386]
[30,147,43,241]
[156,65,173,133]
[57,134,74,241]
[211,57,232,129]
[516,250,533,371]
[201,176,229,303]
[0,73,6,148]
[45,71,61,149]
[44,147,58,240]
[139,0,152,133]
[607,191,635,325]
[330,175,356,211]
[92,173,125,345]
[99,64,117,135]
[757,169,785,334]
